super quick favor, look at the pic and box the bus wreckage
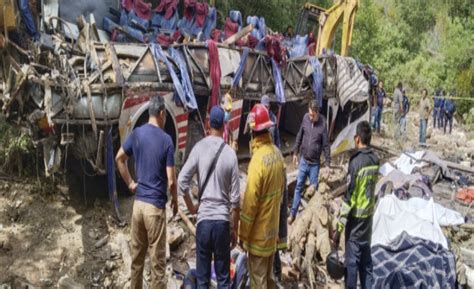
[0,1,374,182]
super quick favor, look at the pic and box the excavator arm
[297,0,359,56]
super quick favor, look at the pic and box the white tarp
[392,151,427,175]
[372,194,465,249]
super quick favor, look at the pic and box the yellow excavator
[296,0,359,56]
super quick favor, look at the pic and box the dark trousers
[196,220,231,289]
[444,115,453,134]
[345,240,373,289]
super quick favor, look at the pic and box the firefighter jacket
[239,132,286,257]
[337,147,379,242]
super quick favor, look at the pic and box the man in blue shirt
[116,95,178,289]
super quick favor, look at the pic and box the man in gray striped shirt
[178,106,240,288]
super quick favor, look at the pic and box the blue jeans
[438,110,445,129]
[290,158,319,217]
[419,119,427,145]
[345,240,373,289]
[399,115,407,141]
[196,220,231,289]
[372,106,382,133]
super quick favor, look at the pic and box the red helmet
[248,104,274,132]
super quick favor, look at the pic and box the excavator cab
[295,0,359,56]
[295,3,325,37]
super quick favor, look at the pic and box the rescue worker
[333,121,380,289]
[289,100,330,224]
[261,95,281,148]
[116,95,178,289]
[438,91,446,129]
[179,106,240,288]
[443,94,456,134]
[433,89,443,129]
[239,104,286,289]
[260,95,286,285]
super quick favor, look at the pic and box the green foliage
[0,119,36,177]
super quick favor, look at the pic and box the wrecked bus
[0,0,373,178]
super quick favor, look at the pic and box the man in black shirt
[289,100,331,224]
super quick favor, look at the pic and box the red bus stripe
[123,96,150,110]
[175,114,187,123]
[231,108,242,118]
[229,118,241,130]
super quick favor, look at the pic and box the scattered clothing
[336,56,370,106]
[208,40,221,111]
[372,232,456,289]
[457,187,474,203]
[18,0,40,40]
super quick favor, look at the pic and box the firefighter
[332,121,380,289]
[239,104,286,289]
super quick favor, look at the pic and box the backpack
[402,95,410,114]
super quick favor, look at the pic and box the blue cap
[209,106,225,129]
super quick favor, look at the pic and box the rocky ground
[0,110,473,288]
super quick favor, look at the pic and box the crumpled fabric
[155,30,181,47]
[265,35,287,65]
[18,0,40,40]
[309,57,324,107]
[224,17,240,40]
[121,0,133,11]
[155,0,178,20]
[229,10,243,27]
[133,0,152,20]
[271,59,285,104]
[335,56,370,106]
[207,40,221,111]
[210,29,222,42]
[201,7,217,40]
[195,2,209,28]
[169,48,198,110]
[289,34,308,58]
[183,0,197,20]
[151,44,197,110]
[232,48,250,88]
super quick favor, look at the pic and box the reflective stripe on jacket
[239,132,285,257]
[337,148,379,242]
